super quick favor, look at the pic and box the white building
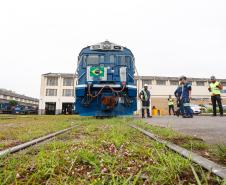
[136,76,226,98]
[39,73,226,114]
[0,88,39,107]
[39,73,76,114]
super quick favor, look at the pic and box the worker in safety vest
[179,76,193,118]
[139,84,152,118]
[208,76,223,116]
[168,95,175,115]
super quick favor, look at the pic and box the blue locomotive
[75,41,137,116]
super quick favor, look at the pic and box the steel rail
[130,124,226,179]
[0,125,78,157]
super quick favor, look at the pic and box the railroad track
[130,124,226,179]
[0,121,225,180]
[0,125,78,157]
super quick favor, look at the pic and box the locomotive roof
[79,41,133,56]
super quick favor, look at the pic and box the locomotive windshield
[118,55,133,68]
[81,54,133,68]
[87,55,99,65]
[83,55,104,66]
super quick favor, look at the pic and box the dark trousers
[168,105,175,115]
[211,95,223,116]
[142,108,150,117]
[141,100,150,117]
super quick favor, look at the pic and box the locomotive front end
[75,41,137,116]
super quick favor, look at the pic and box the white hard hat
[144,84,148,87]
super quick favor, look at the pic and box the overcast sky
[0,0,226,98]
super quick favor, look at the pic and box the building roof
[0,89,39,102]
[136,76,226,82]
[42,73,75,78]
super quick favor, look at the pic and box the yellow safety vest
[209,81,221,96]
[168,98,174,106]
[141,89,148,101]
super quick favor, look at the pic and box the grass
[0,117,223,184]
[133,120,226,166]
[204,108,226,114]
[0,115,85,150]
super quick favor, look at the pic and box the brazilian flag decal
[90,67,104,77]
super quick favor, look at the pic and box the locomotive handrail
[128,73,134,81]
[78,72,86,81]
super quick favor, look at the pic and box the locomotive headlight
[92,45,100,49]
[90,45,100,50]
[103,44,111,50]
[114,46,121,50]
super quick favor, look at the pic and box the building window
[156,80,166,85]
[46,89,57,96]
[142,80,152,86]
[46,77,58,86]
[62,89,74,97]
[196,81,205,86]
[170,81,178,86]
[3,95,7,99]
[63,78,74,86]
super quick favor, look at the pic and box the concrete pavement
[145,116,226,145]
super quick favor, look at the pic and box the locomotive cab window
[109,55,115,64]
[118,56,132,68]
[125,56,132,68]
[86,55,99,65]
[82,55,105,67]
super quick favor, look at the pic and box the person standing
[139,84,152,118]
[168,95,175,115]
[208,76,224,116]
[174,82,183,116]
[179,76,193,118]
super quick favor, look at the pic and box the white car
[223,105,226,111]
[190,104,202,114]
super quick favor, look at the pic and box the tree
[9,100,18,106]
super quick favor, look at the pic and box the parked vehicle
[223,105,226,111]
[0,103,38,114]
[13,105,38,115]
[0,103,13,114]
[190,104,202,114]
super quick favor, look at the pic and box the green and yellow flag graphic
[90,67,104,77]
